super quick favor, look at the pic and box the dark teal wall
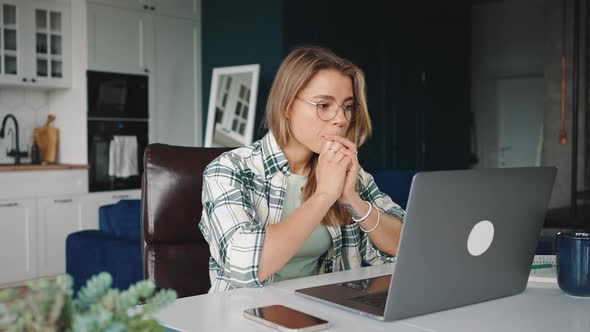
[201,0,284,143]
[201,0,472,172]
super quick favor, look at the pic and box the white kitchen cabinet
[0,0,23,86]
[153,15,200,146]
[27,0,71,88]
[82,189,141,230]
[87,0,146,11]
[87,2,154,75]
[0,168,86,286]
[36,195,85,278]
[87,2,201,146]
[89,0,200,20]
[0,199,37,285]
[151,0,199,20]
[0,0,71,89]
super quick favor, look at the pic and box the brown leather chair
[141,143,231,298]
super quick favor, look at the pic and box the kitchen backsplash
[0,87,51,164]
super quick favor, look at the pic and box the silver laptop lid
[385,167,556,320]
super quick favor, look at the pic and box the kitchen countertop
[0,164,90,172]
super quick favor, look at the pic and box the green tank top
[274,173,332,282]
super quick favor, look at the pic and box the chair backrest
[141,143,231,298]
[99,199,141,240]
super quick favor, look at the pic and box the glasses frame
[296,96,356,122]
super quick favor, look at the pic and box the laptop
[295,167,557,321]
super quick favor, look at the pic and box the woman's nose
[331,107,348,125]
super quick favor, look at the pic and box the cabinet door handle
[144,68,150,73]
[144,4,149,9]
[54,198,73,204]
[112,194,129,199]
[31,78,37,83]
[150,6,155,10]
[0,202,18,208]
[22,78,28,82]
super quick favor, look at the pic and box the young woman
[199,46,405,293]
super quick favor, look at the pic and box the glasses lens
[316,100,355,121]
[316,100,337,120]
[343,102,355,121]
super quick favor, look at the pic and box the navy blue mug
[556,232,590,297]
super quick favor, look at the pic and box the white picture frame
[204,64,260,147]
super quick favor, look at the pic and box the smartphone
[243,304,330,332]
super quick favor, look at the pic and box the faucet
[0,114,27,164]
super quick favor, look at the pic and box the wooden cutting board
[33,114,59,163]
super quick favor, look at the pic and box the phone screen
[244,305,329,330]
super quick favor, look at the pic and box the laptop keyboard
[349,291,388,309]
[340,279,372,291]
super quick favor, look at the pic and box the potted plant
[0,272,176,332]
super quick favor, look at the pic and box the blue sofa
[66,199,142,292]
[372,170,417,209]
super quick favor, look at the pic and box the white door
[153,15,199,146]
[0,199,37,285]
[37,196,84,277]
[497,76,544,167]
[87,3,154,75]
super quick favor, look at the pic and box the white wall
[0,89,51,164]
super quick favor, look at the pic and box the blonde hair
[265,46,373,226]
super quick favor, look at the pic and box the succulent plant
[0,273,176,332]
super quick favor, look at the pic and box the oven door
[87,71,148,119]
[88,120,148,192]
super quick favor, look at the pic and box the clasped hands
[315,135,361,205]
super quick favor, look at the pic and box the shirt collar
[261,131,291,179]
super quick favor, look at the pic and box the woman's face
[287,69,353,154]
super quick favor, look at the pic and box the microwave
[87,70,148,119]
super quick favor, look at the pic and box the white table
[155,263,590,332]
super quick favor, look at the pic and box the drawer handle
[112,194,130,199]
[54,199,73,204]
[0,202,18,208]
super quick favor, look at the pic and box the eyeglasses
[296,96,356,121]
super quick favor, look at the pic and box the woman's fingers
[321,140,343,159]
[337,148,356,158]
[339,155,353,168]
[324,135,357,155]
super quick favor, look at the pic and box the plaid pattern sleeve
[344,167,406,266]
[199,152,268,290]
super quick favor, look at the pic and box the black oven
[87,70,149,192]
[88,120,148,192]
[87,71,148,119]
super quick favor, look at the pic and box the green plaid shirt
[199,132,406,293]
